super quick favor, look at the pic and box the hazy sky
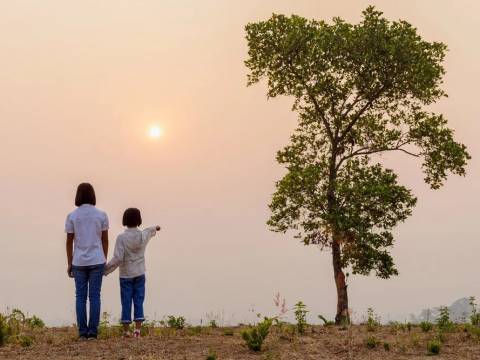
[0,0,478,325]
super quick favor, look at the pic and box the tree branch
[285,58,335,143]
[336,141,419,171]
[338,86,386,143]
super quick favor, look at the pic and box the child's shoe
[123,331,132,338]
[133,329,141,338]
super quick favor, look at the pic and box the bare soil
[1,325,480,359]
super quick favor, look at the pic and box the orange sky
[0,0,478,325]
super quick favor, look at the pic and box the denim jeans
[72,263,105,337]
[120,275,146,323]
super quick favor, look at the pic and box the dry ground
[1,325,480,360]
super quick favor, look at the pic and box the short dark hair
[123,208,142,228]
[75,183,96,206]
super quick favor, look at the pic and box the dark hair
[122,208,142,228]
[75,183,96,206]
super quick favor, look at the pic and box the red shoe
[133,330,141,338]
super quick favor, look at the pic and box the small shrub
[26,315,45,329]
[9,309,25,323]
[241,317,273,352]
[97,312,122,339]
[140,320,156,337]
[437,307,454,332]
[19,335,33,348]
[420,321,433,332]
[465,323,480,339]
[366,308,380,332]
[186,326,203,336]
[365,335,378,349]
[278,323,296,342]
[167,316,186,330]
[427,339,441,355]
[293,302,308,334]
[469,297,480,326]
[0,314,8,346]
[383,342,390,351]
[209,320,217,328]
[318,315,334,326]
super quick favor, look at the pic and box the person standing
[65,183,109,340]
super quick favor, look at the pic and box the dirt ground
[1,325,480,360]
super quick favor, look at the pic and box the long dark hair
[75,183,96,207]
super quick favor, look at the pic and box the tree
[245,7,470,324]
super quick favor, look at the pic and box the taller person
[65,183,109,340]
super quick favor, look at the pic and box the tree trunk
[327,141,349,325]
[332,238,349,325]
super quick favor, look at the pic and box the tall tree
[245,7,470,324]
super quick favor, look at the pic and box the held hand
[67,265,74,278]
[156,225,161,231]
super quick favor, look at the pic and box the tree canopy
[245,7,470,289]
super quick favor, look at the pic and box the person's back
[66,204,109,266]
[109,227,157,278]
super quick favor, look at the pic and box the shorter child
[104,208,161,338]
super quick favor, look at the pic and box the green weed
[167,316,186,330]
[365,335,378,349]
[420,321,433,332]
[366,308,380,332]
[427,339,441,355]
[437,306,454,332]
[241,317,273,352]
[293,302,308,334]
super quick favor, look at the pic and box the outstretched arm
[141,225,161,245]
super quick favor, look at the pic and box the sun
[148,125,162,139]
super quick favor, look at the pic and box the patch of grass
[97,312,122,339]
[141,320,157,337]
[318,315,334,326]
[241,317,273,352]
[19,335,34,348]
[383,341,390,351]
[26,315,45,329]
[427,339,441,355]
[420,321,433,332]
[365,335,378,349]
[0,314,7,346]
[186,326,203,336]
[223,328,234,336]
[209,320,218,328]
[0,309,46,346]
[167,316,186,330]
[464,323,480,340]
[277,323,295,342]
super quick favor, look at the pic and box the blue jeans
[120,275,146,323]
[72,264,105,337]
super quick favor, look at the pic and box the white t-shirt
[65,204,109,266]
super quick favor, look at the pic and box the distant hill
[413,297,475,323]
